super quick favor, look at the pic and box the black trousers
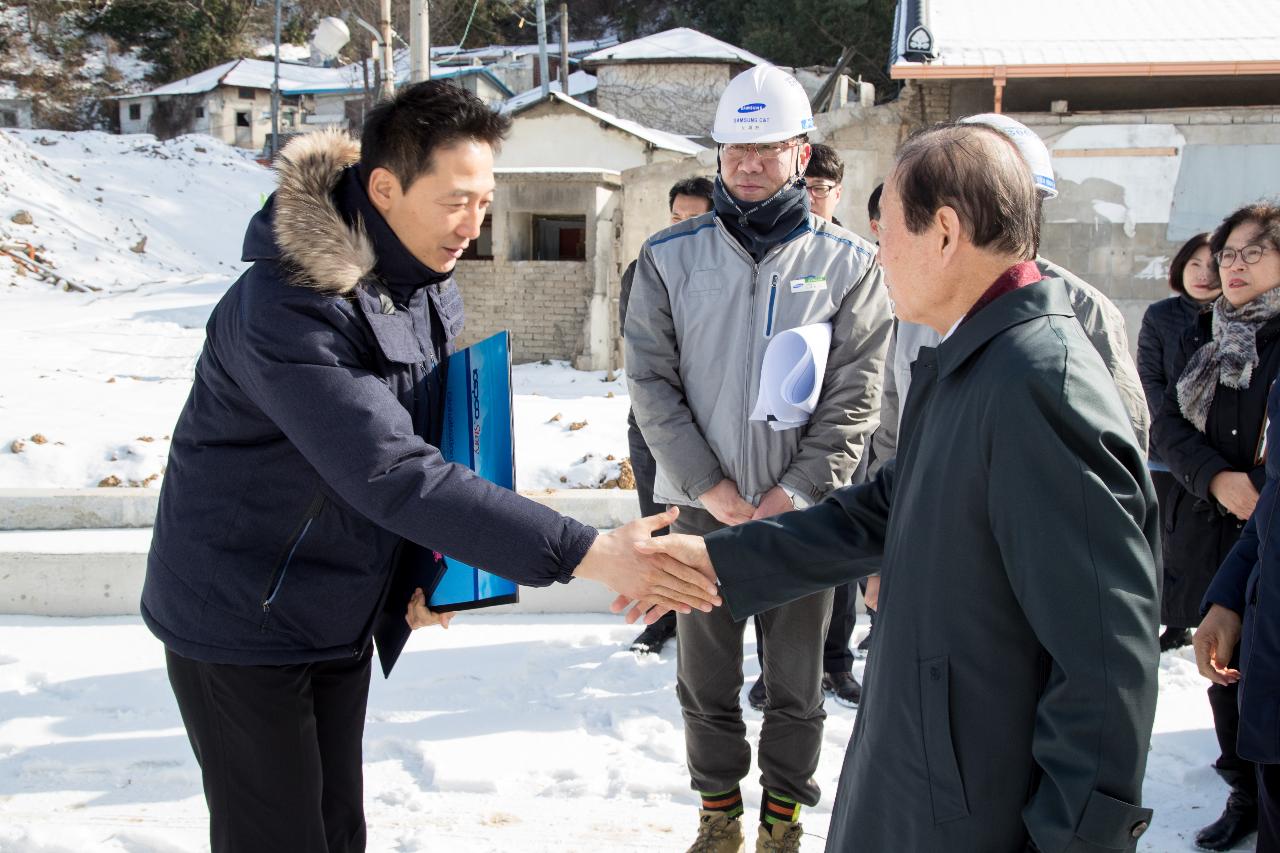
[1259,763,1280,853]
[166,645,374,853]
[629,410,679,642]
[754,581,861,675]
[1208,650,1257,803]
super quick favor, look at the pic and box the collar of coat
[933,277,1074,380]
[270,129,451,300]
[270,129,376,296]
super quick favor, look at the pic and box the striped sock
[761,790,801,827]
[700,787,744,820]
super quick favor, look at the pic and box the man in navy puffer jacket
[142,81,720,853]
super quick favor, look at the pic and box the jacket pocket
[918,655,970,824]
[685,268,722,297]
[260,492,328,630]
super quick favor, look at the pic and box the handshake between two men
[407,505,720,630]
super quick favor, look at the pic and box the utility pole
[536,0,550,98]
[410,0,430,83]
[379,0,395,100]
[558,2,569,95]
[270,0,282,158]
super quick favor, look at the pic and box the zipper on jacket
[764,273,779,338]
[1237,489,1280,717]
[260,492,328,627]
[742,265,761,482]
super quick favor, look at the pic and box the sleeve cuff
[557,522,599,584]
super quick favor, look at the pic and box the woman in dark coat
[1153,203,1280,852]
[1138,232,1220,651]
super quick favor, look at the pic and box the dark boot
[1160,626,1192,652]
[821,671,861,708]
[748,676,766,712]
[630,611,678,655]
[1196,786,1258,851]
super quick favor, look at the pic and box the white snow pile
[0,129,275,293]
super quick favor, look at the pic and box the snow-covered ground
[0,617,1250,852]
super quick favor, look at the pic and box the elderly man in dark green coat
[626,123,1161,852]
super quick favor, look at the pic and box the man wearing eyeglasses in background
[625,66,891,853]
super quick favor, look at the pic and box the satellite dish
[312,17,351,59]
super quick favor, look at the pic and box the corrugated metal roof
[892,0,1280,70]
[501,71,598,113]
[582,27,767,66]
[125,55,514,99]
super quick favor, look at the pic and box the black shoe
[748,677,767,711]
[856,629,873,657]
[822,671,862,708]
[1195,791,1258,851]
[1160,626,1192,653]
[630,614,677,655]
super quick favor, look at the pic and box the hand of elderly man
[609,532,719,625]
[752,485,795,520]
[574,507,722,616]
[1194,604,1243,686]
[700,479,756,526]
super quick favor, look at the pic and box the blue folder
[430,330,520,609]
[374,331,518,677]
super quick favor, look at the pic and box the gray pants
[673,505,833,806]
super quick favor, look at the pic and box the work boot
[748,676,767,711]
[756,821,803,853]
[686,810,745,853]
[1195,789,1258,851]
[822,671,862,708]
[1160,626,1192,653]
[630,612,677,655]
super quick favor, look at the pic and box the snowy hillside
[0,128,628,491]
[0,129,274,293]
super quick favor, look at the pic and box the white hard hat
[713,66,815,145]
[959,113,1058,199]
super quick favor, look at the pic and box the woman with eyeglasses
[1138,233,1221,654]
[1153,202,1280,852]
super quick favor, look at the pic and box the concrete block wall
[455,259,593,364]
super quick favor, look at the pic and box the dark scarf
[713,174,811,263]
[1177,288,1280,432]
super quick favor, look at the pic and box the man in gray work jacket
[633,121,1159,853]
[625,66,891,853]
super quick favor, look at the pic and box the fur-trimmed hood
[262,129,376,295]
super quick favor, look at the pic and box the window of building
[195,106,205,119]
[460,215,494,260]
[128,103,141,121]
[0,110,16,127]
[235,112,251,128]
[532,215,586,261]
[238,87,257,100]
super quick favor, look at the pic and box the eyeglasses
[721,141,799,164]
[1214,244,1273,267]
[805,182,838,198]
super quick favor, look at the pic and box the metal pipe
[271,0,281,157]
[410,0,429,83]
[379,0,395,100]
[559,3,569,95]
[536,0,550,98]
